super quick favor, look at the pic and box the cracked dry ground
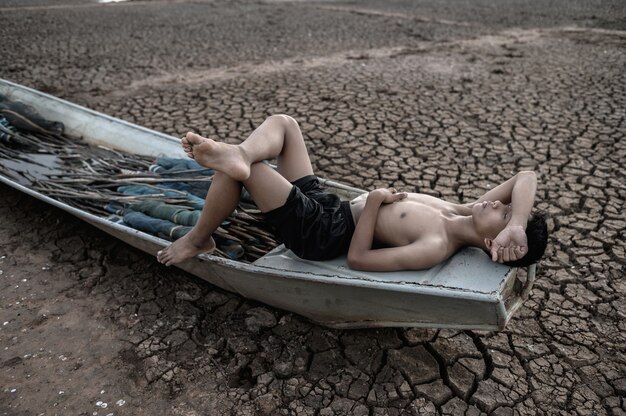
[1,4,625,416]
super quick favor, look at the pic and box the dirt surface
[1,1,625,415]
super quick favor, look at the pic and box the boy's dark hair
[504,211,548,268]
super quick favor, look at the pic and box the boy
[157,115,547,271]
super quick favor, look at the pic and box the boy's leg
[183,114,314,182]
[241,114,314,182]
[156,164,295,266]
[158,115,314,266]
[156,171,241,266]
[242,162,295,212]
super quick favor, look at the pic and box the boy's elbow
[518,170,537,179]
[347,252,365,270]
[346,254,359,269]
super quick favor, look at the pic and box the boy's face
[472,200,512,239]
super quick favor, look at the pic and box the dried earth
[0,0,625,415]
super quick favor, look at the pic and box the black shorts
[264,175,355,261]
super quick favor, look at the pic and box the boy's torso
[348,192,471,253]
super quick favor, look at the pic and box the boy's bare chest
[350,196,455,247]
[375,201,445,246]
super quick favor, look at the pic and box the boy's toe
[186,132,205,145]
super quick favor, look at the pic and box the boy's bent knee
[267,114,298,129]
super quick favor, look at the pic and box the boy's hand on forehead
[490,225,527,263]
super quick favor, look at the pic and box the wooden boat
[0,79,536,330]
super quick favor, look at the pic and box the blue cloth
[213,235,245,260]
[129,200,201,226]
[107,158,248,260]
[0,117,13,143]
[123,210,192,240]
[122,210,243,259]
[104,202,124,214]
[148,158,214,198]
[157,181,211,199]
[117,185,205,210]
[149,157,213,176]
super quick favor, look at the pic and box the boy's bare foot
[182,132,250,181]
[157,233,216,266]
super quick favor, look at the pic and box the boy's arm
[465,171,536,208]
[348,239,447,271]
[347,189,447,271]
[468,171,538,262]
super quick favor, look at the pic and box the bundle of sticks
[0,122,280,263]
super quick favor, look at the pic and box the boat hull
[0,79,535,330]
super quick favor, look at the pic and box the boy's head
[472,201,548,267]
[502,212,548,267]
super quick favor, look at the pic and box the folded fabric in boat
[158,181,211,199]
[148,173,253,206]
[106,215,127,226]
[117,185,205,210]
[122,210,244,259]
[104,202,124,214]
[213,235,245,260]
[123,210,192,240]
[149,157,211,174]
[0,116,13,143]
[130,200,200,226]
[148,157,214,198]
[146,157,260,203]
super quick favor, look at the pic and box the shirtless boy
[157,115,548,271]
